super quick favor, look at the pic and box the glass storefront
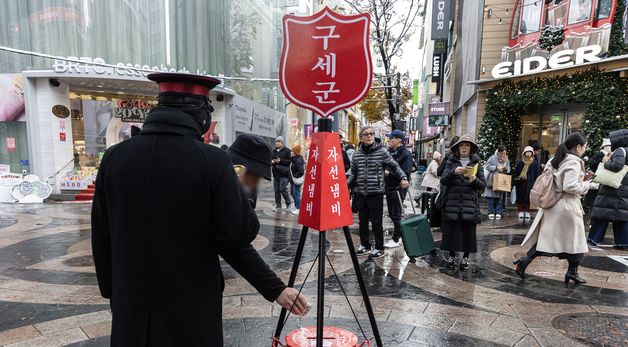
[519,104,586,159]
[0,74,29,173]
[69,93,153,170]
[0,0,286,112]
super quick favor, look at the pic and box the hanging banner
[280,7,372,118]
[298,132,353,231]
[432,54,443,83]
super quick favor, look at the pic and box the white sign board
[231,95,286,140]
[492,45,602,78]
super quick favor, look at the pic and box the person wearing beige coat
[513,133,592,285]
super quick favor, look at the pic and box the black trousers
[385,190,407,242]
[526,243,583,271]
[354,194,385,250]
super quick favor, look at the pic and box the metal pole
[342,226,383,347]
[316,231,326,347]
[273,226,310,341]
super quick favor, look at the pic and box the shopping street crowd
[271,126,628,282]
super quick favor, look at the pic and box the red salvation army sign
[280,7,372,118]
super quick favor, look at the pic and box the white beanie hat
[522,146,534,156]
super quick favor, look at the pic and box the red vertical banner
[6,137,16,152]
[298,132,353,231]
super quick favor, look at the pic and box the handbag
[593,148,628,189]
[289,163,305,185]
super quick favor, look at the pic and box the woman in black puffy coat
[440,134,486,271]
[588,129,628,248]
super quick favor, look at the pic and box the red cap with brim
[147,73,221,97]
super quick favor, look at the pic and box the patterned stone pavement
[0,182,626,346]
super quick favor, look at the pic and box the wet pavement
[0,182,626,346]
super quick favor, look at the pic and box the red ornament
[298,132,353,231]
[280,7,372,118]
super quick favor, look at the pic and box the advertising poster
[0,74,29,173]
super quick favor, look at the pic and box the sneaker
[460,258,469,271]
[272,206,280,212]
[368,249,385,259]
[356,245,371,256]
[488,214,495,220]
[287,204,296,212]
[291,208,300,215]
[495,214,502,220]
[384,239,401,248]
[446,256,456,269]
[524,212,531,221]
[518,212,524,221]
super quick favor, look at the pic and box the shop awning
[417,134,440,143]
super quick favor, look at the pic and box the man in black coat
[91,73,307,347]
[384,130,413,248]
[272,136,293,212]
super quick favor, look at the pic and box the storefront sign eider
[431,0,451,40]
[491,45,602,78]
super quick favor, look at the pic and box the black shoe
[565,271,586,284]
[512,256,532,280]
[446,257,456,269]
[356,245,371,256]
[459,258,469,271]
[368,249,385,259]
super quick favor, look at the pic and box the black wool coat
[440,155,486,223]
[91,105,286,347]
[272,146,292,178]
[513,159,540,204]
[592,129,628,222]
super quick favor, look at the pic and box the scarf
[518,157,534,180]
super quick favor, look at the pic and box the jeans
[487,193,505,215]
[273,177,292,208]
[385,190,407,242]
[291,183,302,209]
[588,219,628,246]
[355,195,385,251]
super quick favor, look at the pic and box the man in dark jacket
[91,73,306,347]
[588,129,628,248]
[384,130,413,248]
[272,136,293,212]
[348,126,409,259]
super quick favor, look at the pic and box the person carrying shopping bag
[588,129,628,248]
[514,133,593,284]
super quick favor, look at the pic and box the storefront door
[539,105,586,157]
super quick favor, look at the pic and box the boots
[565,268,586,284]
[512,256,532,279]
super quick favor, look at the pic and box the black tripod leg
[342,226,383,347]
[273,226,309,341]
[316,231,326,347]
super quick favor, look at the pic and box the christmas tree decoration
[608,0,628,57]
[478,70,628,163]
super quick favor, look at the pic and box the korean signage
[491,45,602,78]
[434,39,448,54]
[298,132,353,231]
[113,98,156,123]
[280,7,372,118]
[432,54,443,82]
[431,0,452,40]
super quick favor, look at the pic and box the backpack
[529,166,561,209]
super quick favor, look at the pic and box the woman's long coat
[521,154,590,254]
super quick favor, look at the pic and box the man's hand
[400,179,410,189]
[276,288,309,316]
[454,167,465,175]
